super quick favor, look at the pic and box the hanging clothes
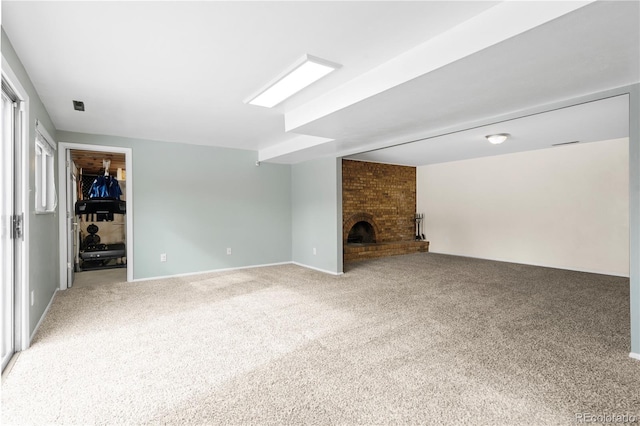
[89,175,122,200]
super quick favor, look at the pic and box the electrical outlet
[313,247,317,255]
[226,248,232,255]
[160,253,167,262]
[30,291,34,306]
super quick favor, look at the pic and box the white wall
[417,138,629,277]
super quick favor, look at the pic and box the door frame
[1,55,30,353]
[57,143,134,287]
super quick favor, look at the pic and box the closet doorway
[57,143,133,289]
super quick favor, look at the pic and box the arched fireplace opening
[347,221,376,244]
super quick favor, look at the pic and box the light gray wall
[57,131,292,280]
[291,157,343,274]
[2,29,59,336]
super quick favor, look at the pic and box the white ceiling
[349,95,629,166]
[2,1,639,165]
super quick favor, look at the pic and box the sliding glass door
[1,81,19,371]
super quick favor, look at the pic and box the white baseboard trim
[630,352,640,361]
[428,251,629,278]
[132,261,293,282]
[291,262,344,276]
[30,289,58,343]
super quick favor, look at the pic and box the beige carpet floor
[2,253,638,425]
[72,269,127,288]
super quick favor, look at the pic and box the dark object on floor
[79,223,126,271]
[80,243,126,260]
[79,243,126,271]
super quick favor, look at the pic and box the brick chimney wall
[342,159,416,243]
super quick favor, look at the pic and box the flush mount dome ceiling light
[245,54,341,108]
[485,133,509,144]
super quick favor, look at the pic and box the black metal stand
[415,213,424,241]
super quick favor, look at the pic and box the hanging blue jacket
[89,176,122,200]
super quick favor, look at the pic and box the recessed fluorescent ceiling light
[246,54,340,108]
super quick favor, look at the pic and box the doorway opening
[58,143,133,289]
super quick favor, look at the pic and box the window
[35,121,56,213]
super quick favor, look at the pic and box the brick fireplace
[342,159,429,262]
[344,212,380,244]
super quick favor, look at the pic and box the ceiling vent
[73,100,85,111]
[552,141,579,147]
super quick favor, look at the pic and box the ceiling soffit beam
[271,84,637,165]
[284,1,594,135]
[258,134,334,163]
